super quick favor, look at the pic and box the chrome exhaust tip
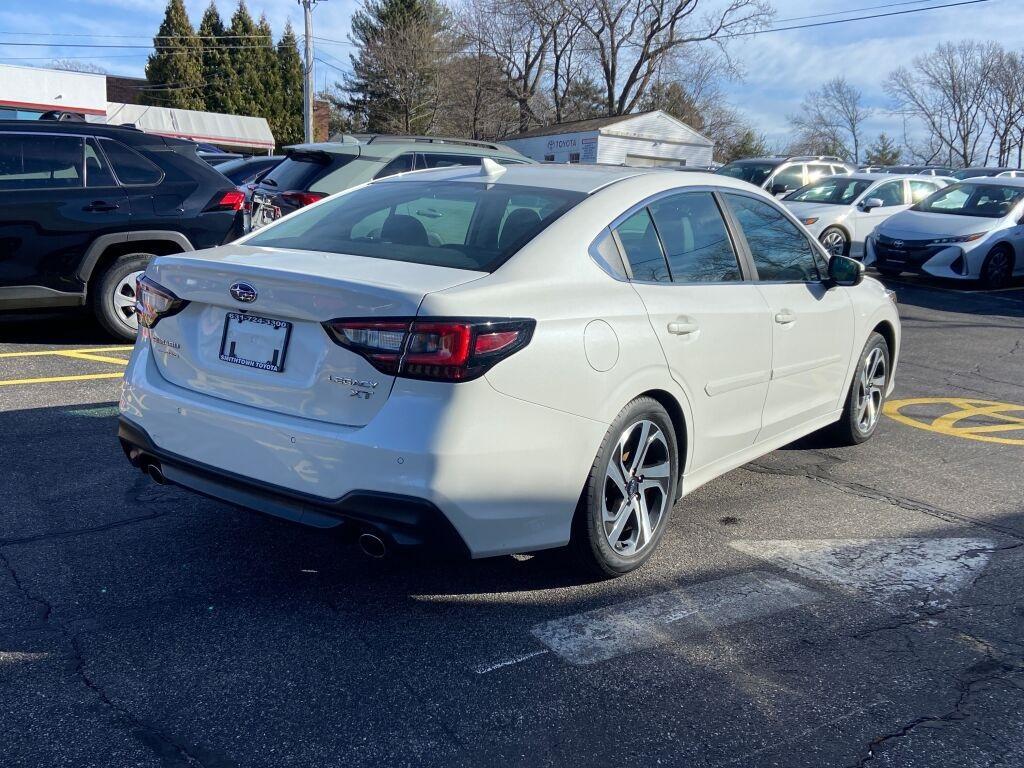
[144,462,167,485]
[358,532,387,559]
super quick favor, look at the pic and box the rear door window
[770,164,804,192]
[647,192,741,282]
[375,153,416,179]
[85,139,117,187]
[420,153,482,169]
[100,139,163,185]
[909,179,941,203]
[0,134,84,190]
[613,208,670,282]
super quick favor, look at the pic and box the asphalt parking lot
[1,277,1023,768]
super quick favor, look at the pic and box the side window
[872,180,906,207]
[647,192,741,282]
[807,164,832,183]
[613,208,669,282]
[374,153,415,179]
[0,134,84,190]
[420,153,481,169]
[100,139,162,185]
[724,193,821,282]
[85,139,116,187]
[543,154,554,162]
[909,180,939,203]
[770,164,804,193]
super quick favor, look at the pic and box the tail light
[324,318,535,382]
[209,190,246,211]
[136,275,188,329]
[281,190,326,208]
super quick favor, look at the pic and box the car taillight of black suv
[0,121,247,340]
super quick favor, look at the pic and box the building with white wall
[0,63,274,154]
[503,111,714,168]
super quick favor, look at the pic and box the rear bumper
[119,343,606,557]
[118,417,470,556]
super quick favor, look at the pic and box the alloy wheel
[856,347,887,433]
[111,270,145,332]
[820,230,847,257]
[603,419,671,556]
[984,250,1011,287]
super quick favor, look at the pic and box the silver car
[782,173,952,257]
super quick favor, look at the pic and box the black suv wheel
[90,253,153,341]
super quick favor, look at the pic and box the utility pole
[299,0,319,143]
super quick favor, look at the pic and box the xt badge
[350,389,372,400]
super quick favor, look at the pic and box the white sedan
[783,173,951,258]
[119,163,900,576]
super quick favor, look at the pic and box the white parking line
[730,538,994,605]
[475,649,550,675]
[529,571,820,666]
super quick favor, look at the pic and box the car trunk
[146,245,485,427]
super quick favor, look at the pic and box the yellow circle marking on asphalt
[884,397,1024,446]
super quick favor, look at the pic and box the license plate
[219,312,291,372]
[251,202,281,230]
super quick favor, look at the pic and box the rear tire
[91,252,153,341]
[980,245,1014,289]
[571,397,679,578]
[826,332,890,446]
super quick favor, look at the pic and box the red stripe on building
[0,99,106,116]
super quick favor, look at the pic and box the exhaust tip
[144,462,167,485]
[358,532,387,559]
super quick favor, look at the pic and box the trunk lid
[146,245,485,426]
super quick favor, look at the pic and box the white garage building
[503,110,714,168]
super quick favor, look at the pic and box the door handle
[774,310,796,325]
[83,201,120,212]
[667,318,700,335]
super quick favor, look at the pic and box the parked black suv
[0,121,246,339]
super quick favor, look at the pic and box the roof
[90,102,275,151]
[285,139,528,160]
[503,110,713,146]
[958,175,1024,186]
[374,162,739,195]
[0,119,183,146]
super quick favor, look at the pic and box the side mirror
[860,197,884,212]
[827,254,864,287]
[771,183,792,196]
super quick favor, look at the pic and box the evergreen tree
[227,0,262,117]
[143,0,203,110]
[277,20,305,145]
[256,14,283,133]
[197,2,238,114]
[864,132,902,166]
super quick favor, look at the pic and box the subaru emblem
[229,281,257,303]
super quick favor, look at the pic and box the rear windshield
[259,152,350,191]
[913,182,1024,218]
[245,180,585,271]
[716,161,776,186]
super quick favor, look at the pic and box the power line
[728,0,996,36]
[773,0,940,24]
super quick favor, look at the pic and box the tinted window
[909,179,940,203]
[788,177,872,204]
[0,134,83,190]
[914,182,1024,218]
[263,152,347,190]
[716,161,775,186]
[375,153,416,178]
[872,180,905,207]
[85,139,116,187]
[100,139,162,185]
[218,157,279,184]
[806,164,832,183]
[647,192,740,282]
[770,164,804,192]
[420,153,481,169]
[725,194,820,282]
[246,180,584,272]
[614,208,669,282]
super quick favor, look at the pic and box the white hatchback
[119,163,901,576]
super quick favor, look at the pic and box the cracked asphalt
[1,277,1023,768]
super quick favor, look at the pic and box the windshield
[913,182,1024,218]
[716,161,775,186]
[952,168,999,180]
[245,180,586,271]
[786,177,873,205]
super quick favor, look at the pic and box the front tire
[91,253,153,341]
[980,245,1014,289]
[819,227,849,258]
[572,397,678,577]
[827,332,890,446]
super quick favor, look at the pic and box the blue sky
[0,0,1020,147]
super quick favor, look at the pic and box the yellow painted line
[0,346,132,359]
[0,372,124,387]
[57,351,130,366]
[884,397,1024,446]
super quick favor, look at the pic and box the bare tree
[887,41,998,167]
[560,0,770,117]
[49,59,108,74]
[787,78,871,162]
[981,48,1024,166]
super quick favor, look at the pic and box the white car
[118,163,900,576]
[783,174,951,258]
[868,177,1024,288]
